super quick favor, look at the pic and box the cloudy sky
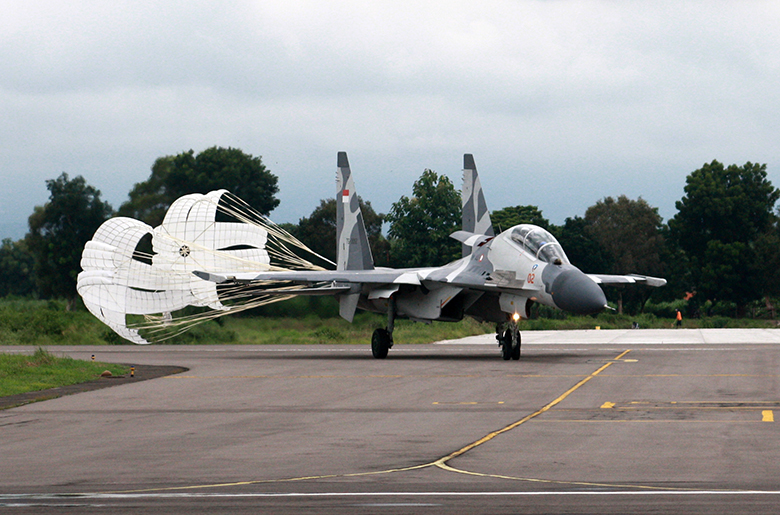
[3,1,780,240]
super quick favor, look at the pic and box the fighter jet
[194,152,666,360]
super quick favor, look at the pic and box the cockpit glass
[508,225,570,265]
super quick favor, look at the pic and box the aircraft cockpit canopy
[508,225,570,265]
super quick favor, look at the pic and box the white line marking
[6,490,780,500]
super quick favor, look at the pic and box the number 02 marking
[527,273,535,284]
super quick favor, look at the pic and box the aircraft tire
[501,329,512,360]
[511,331,521,360]
[372,328,391,359]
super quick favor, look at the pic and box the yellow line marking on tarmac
[432,349,630,465]
[600,402,615,409]
[763,410,774,422]
[102,349,725,495]
[432,461,694,491]
[107,462,437,494]
[428,350,714,492]
[107,350,633,495]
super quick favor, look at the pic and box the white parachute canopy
[77,190,331,344]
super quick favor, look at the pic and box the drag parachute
[77,190,331,344]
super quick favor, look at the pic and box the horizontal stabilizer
[192,270,228,283]
[192,271,352,296]
[449,230,494,248]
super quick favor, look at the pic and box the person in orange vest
[675,309,682,328]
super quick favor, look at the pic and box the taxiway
[2,329,779,514]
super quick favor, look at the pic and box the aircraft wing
[194,255,529,296]
[587,274,667,288]
[193,268,429,287]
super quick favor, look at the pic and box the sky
[3,1,780,241]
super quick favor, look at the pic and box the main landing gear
[372,296,395,359]
[497,319,521,361]
[372,328,392,359]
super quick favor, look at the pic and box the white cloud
[3,0,780,240]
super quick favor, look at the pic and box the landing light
[512,312,520,322]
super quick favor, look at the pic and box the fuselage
[358,224,607,324]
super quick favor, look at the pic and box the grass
[0,347,129,397]
[225,312,494,345]
[0,299,111,345]
[1,298,779,347]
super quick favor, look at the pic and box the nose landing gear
[497,319,521,361]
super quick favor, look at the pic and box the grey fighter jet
[196,152,666,360]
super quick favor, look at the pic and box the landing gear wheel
[371,328,391,359]
[511,331,521,360]
[501,329,512,360]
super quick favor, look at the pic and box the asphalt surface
[2,329,780,514]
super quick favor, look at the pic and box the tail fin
[336,152,373,321]
[336,152,374,271]
[461,154,494,256]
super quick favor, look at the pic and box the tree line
[2,146,779,318]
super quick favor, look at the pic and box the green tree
[292,197,389,267]
[386,169,461,268]
[554,216,612,274]
[119,147,279,226]
[582,196,666,313]
[670,161,779,258]
[584,196,665,276]
[491,205,550,232]
[752,222,780,301]
[698,240,755,313]
[653,226,694,304]
[26,173,113,308]
[0,238,36,297]
[669,160,780,313]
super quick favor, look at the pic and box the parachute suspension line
[217,192,335,269]
[131,294,297,343]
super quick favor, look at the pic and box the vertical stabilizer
[336,152,374,321]
[336,152,374,271]
[461,154,494,256]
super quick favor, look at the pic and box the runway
[2,329,780,514]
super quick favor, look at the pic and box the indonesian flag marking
[342,189,350,203]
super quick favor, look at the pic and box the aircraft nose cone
[550,268,607,315]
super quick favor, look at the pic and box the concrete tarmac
[2,329,780,514]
